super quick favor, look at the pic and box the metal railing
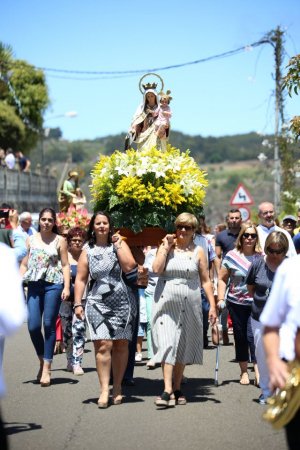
[0,167,58,211]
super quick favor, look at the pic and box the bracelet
[73,304,83,310]
[114,242,122,250]
[158,250,168,257]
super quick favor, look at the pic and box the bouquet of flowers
[56,207,90,230]
[90,145,208,232]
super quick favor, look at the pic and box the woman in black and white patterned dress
[74,211,137,408]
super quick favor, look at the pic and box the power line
[37,39,270,80]
[0,35,274,132]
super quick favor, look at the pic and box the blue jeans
[27,280,63,362]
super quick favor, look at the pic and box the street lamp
[44,111,78,121]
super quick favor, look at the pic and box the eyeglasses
[266,247,285,255]
[176,225,193,231]
[243,233,257,239]
[71,239,83,244]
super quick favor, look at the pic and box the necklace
[175,243,194,253]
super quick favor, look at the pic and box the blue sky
[2,0,300,142]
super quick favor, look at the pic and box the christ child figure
[156,90,172,139]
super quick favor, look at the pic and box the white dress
[152,247,203,365]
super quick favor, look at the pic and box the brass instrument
[263,360,300,429]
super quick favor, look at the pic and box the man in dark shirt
[215,209,242,258]
[215,208,242,344]
[14,150,31,172]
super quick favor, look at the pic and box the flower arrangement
[90,145,208,233]
[56,208,90,230]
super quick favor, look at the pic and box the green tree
[280,53,300,211]
[0,42,50,153]
[282,54,300,139]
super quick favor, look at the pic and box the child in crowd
[72,188,87,212]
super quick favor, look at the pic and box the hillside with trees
[32,129,274,168]
[28,129,285,225]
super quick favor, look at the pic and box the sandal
[98,391,110,409]
[174,390,187,405]
[239,372,250,385]
[155,391,175,407]
[112,394,123,405]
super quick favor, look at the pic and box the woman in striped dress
[152,213,217,407]
[218,222,262,386]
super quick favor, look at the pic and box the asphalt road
[2,323,287,450]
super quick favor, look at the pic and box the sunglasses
[243,233,257,239]
[176,225,193,231]
[266,247,285,255]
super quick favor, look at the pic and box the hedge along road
[2,323,287,450]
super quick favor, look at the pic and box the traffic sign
[230,183,254,206]
[239,206,251,221]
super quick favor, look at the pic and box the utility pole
[274,72,281,214]
[267,27,285,213]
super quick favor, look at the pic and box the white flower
[282,191,293,199]
[115,166,130,176]
[180,175,202,195]
[135,156,150,176]
[262,139,270,147]
[154,167,167,178]
[166,156,183,172]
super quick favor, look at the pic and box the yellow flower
[90,145,208,230]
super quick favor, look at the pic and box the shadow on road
[22,376,80,385]
[80,376,222,405]
[4,421,42,435]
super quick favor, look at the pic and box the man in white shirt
[257,202,296,258]
[17,212,37,237]
[0,243,27,449]
[261,255,300,449]
[4,149,15,170]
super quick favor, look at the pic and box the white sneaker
[146,359,156,370]
[135,352,143,362]
[73,364,84,376]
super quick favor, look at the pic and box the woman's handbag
[211,322,223,346]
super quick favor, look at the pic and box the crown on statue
[142,82,157,91]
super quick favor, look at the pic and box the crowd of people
[1,201,300,448]
[0,148,31,172]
